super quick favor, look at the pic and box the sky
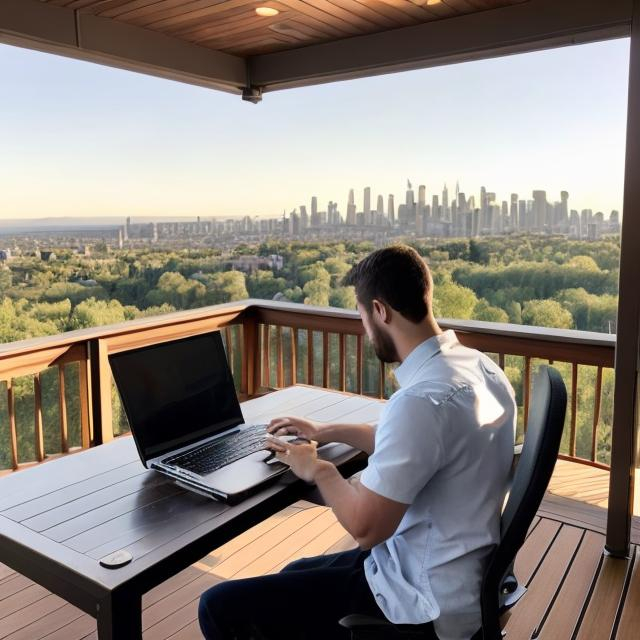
[0,37,631,220]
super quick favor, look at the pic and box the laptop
[109,331,291,504]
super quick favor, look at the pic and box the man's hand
[264,436,322,483]
[267,416,325,443]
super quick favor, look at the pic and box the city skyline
[0,38,630,219]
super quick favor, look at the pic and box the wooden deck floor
[1,460,639,640]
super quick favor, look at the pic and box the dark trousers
[198,548,437,639]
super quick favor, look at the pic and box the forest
[0,234,620,470]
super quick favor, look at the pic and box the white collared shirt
[360,330,516,640]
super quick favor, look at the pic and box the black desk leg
[97,592,142,640]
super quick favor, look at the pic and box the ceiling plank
[250,0,633,91]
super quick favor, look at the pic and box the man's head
[343,245,436,363]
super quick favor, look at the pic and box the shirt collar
[394,329,459,388]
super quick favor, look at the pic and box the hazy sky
[0,37,630,220]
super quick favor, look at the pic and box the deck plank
[536,530,604,639]
[514,518,561,586]
[574,551,633,640]
[614,546,640,640]
[504,524,583,638]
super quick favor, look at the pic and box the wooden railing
[0,299,616,474]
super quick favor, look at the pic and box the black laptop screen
[109,332,244,464]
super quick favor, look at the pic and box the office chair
[339,365,567,640]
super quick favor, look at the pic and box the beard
[369,322,400,364]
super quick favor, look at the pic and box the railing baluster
[339,333,346,392]
[79,357,92,449]
[523,356,531,431]
[591,366,603,462]
[276,326,284,388]
[356,334,363,395]
[7,380,18,470]
[58,365,69,453]
[378,361,385,399]
[34,372,45,462]
[241,317,258,398]
[570,363,578,457]
[307,329,314,385]
[322,331,329,388]
[261,324,271,388]
[224,326,234,375]
[291,328,298,386]
[499,353,505,370]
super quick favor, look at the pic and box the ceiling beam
[249,0,634,92]
[0,0,246,95]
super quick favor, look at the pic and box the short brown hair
[343,245,432,323]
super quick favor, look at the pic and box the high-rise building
[442,184,449,221]
[377,194,384,215]
[388,195,395,225]
[300,205,309,229]
[418,185,426,215]
[363,187,371,224]
[510,193,518,228]
[432,194,440,220]
[532,191,547,231]
[311,196,320,227]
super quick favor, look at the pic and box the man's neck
[395,318,443,363]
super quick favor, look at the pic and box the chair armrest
[339,615,394,630]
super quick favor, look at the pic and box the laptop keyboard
[162,424,269,476]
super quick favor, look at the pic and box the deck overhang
[0,0,634,97]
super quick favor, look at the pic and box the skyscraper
[311,196,319,227]
[510,193,518,228]
[442,184,449,221]
[363,187,371,224]
[377,194,384,214]
[388,194,395,225]
[418,185,426,216]
[532,190,547,231]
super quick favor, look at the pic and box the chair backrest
[480,365,567,640]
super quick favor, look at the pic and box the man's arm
[313,460,408,549]
[268,417,376,455]
[320,423,376,455]
[265,433,408,551]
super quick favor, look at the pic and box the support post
[606,0,640,558]
[88,339,113,446]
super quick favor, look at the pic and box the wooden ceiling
[41,0,529,56]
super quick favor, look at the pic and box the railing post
[88,339,113,446]
[607,0,640,559]
[242,311,259,398]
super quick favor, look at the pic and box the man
[199,245,516,640]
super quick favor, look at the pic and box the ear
[372,299,391,324]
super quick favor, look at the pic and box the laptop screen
[109,331,244,465]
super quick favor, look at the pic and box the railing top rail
[247,299,617,348]
[0,301,251,360]
[0,298,616,364]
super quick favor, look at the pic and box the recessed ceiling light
[255,7,279,17]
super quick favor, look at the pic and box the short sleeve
[360,392,444,505]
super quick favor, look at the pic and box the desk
[0,386,382,639]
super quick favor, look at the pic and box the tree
[205,271,249,304]
[303,278,330,307]
[329,286,356,309]
[69,298,126,329]
[432,282,479,319]
[246,270,287,299]
[145,272,207,309]
[474,299,509,323]
[522,299,573,329]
